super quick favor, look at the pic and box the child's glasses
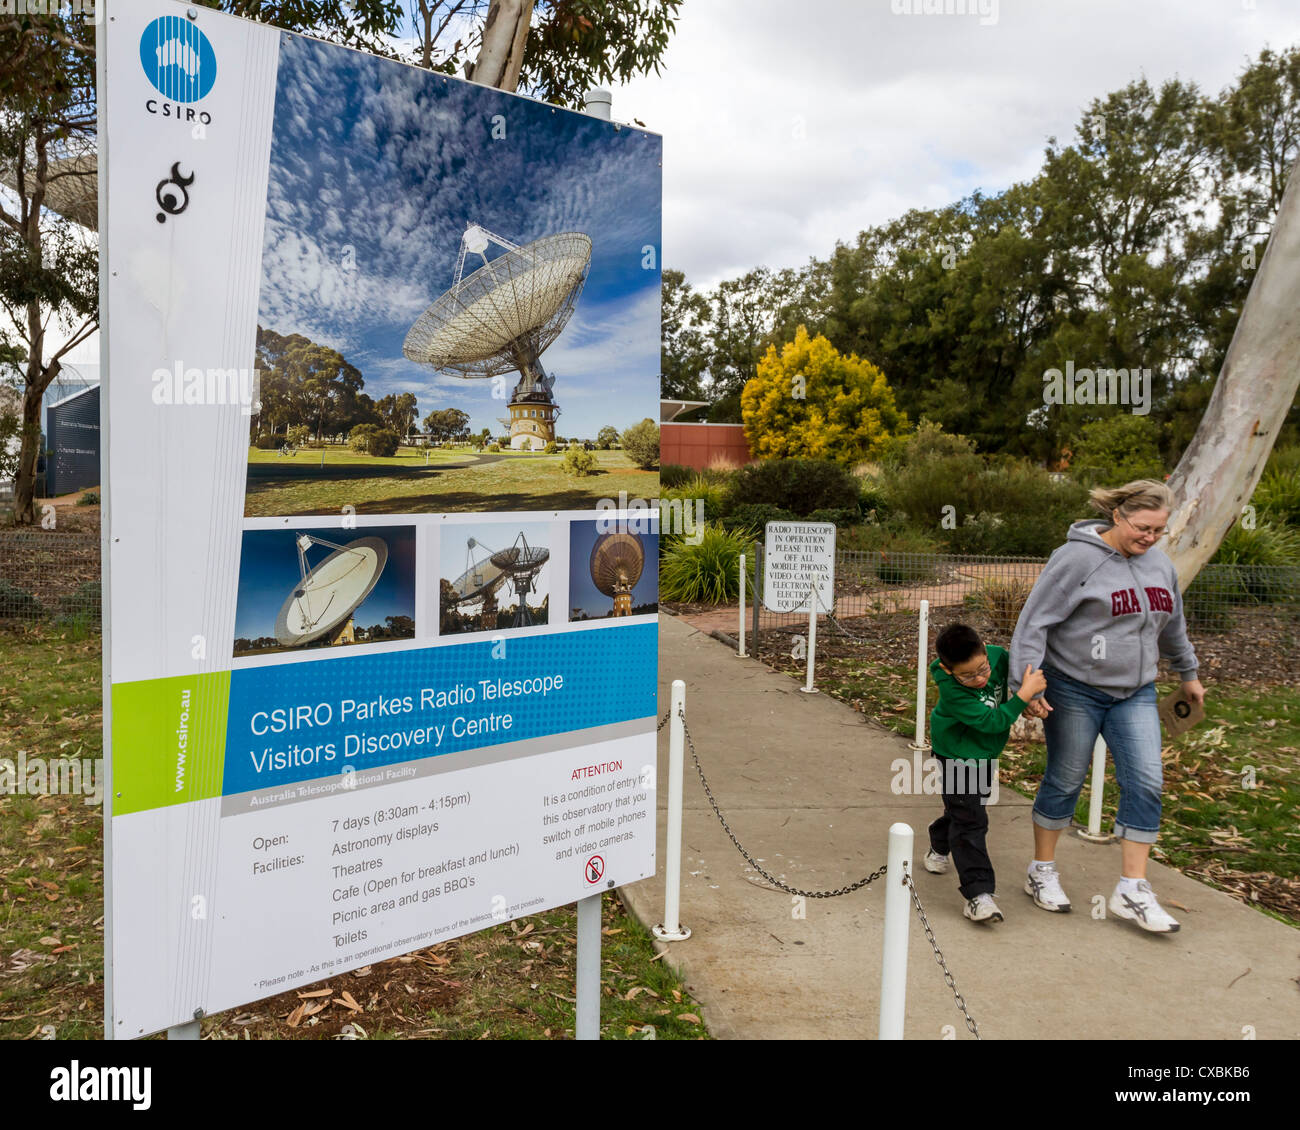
[952,661,991,685]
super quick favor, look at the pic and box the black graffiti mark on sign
[156,162,195,223]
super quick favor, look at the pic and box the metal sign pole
[737,554,747,656]
[911,599,931,752]
[800,582,818,693]
[752,541,762,651]
[653,680,691,942]
[878,823,914,1039]
[575,892,601,1039]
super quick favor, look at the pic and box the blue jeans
[1033,666,1163,844]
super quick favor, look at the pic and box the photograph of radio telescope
[243,32,661,519]
[233,525,416,657]
[568,521,658,621]
[439,521,552,636]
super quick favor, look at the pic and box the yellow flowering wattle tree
[741,326,909,463]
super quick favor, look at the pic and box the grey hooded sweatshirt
[1008,519,1198,701]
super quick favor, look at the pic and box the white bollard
[800,583,819,694]
[878,822,914,1040]
[737,554,747,657]
[653,679,691,941]
[575,893,601,1039]
[1078,735,1112,843]
[911,599,931,751]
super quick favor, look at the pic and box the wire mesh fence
[0,530,101,627]
[743,546,1300,642]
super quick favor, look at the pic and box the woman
[1008,479,1205,933]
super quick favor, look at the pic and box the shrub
[285,424,311,447]
[544,441,558,455]
[1252,467,1300,528]
[621,418,660,469]
[659,523,757,603]
[806,506,862,528]
[964,577,1034,636]
[562,446,596,476]
[253,433,280,449]
[486,443,502,453]
[348,425,400,457]
[1189,522,1300,611]
[661,475,729,524]
[722,502,795,533]
[1066,413,1166,488]
[0,580,44,620]
[660,463,693,489]
[728,458,860,516]
[877,419,975,472]
[58,580,101,618]
[76,490,100,506]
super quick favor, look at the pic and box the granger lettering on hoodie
[1009,519,1198,700]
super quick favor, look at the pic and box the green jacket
[928,644,1026,762]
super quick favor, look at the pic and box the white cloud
[611,0,1300,287]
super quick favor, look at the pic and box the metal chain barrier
[678,708,887,898]
[660,702,982,1036]
[904,872,982,1039]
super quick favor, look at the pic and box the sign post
[763,521,836,692]
[101,0,662,1039]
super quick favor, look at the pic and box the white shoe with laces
[922,848,950,874]
[964,893,1003,923]
[1024,861,1072,912]
[1109,879,1180,933]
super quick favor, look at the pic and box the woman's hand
[1181,678,1205,706]
[1023,697,1052,718]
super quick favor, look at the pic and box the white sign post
[763,522,836,693]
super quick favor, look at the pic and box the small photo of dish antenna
[444,530,549,629]
[403,223,592,451]
[274,533,389,648]
[590,531,645,616]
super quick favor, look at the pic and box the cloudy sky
[257,33,662,437]
[608,0,1300,289]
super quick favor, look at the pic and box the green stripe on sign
[110,672,231,815]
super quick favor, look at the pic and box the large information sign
[101,0,662,1037]
[763,521,836,613]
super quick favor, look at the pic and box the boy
[923,623,1047,923]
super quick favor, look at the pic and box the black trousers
[928,755,997,899]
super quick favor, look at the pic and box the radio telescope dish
[274,534,388,647]
[403,223,592,451]
[445,536,508,608]
[590,532,645,616]
[487,531,550,628]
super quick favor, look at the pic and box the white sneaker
[964,893,1003,923]
[1109,880,1180,933]
[1024,861,1072,912]
[923,848,950,874]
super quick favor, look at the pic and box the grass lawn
[248,445,477,466]
[0,628,707,1040]
[245,450,659,516]
[752,616,1300,925]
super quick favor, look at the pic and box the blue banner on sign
[223,623,657,795]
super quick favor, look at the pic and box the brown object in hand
[1159,689,1204,736]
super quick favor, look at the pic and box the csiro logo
[139,15,217,103]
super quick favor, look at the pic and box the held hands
[1016,663,1048,703]
[1022,697,1052,719]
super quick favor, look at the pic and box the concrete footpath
[617,613,1300,1040]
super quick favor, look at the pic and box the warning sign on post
[763,522,836,613]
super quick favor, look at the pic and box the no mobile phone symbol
[585,855,604,884]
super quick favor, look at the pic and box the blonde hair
[1088,479,1176,522]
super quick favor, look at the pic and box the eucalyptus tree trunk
[467,0,534,93]
[1165,154,1300,589]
